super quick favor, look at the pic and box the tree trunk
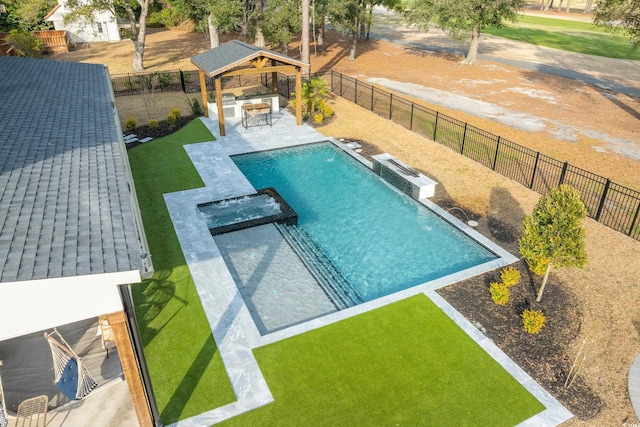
[366,3,372,40]
[301,0,310,77]
[565,0,571,12]
[544,0,553,11]
[536,263,553,302]
[584,0,593,13]
[348,30,357,60]
[255,0,265,47]
[539,0,545,10]
[126,0,149,71]
[461,23,480,64]
[208,14,220,48]
[318,21,324,53]
[557,0,564,11]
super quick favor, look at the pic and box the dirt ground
[58,15,640,426]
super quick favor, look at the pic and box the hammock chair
[0,360,7,427]
[44,330,98,400]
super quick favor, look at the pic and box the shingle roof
[191,39,309,77]
[0,56,146,282]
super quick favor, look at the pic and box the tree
[262,0,301,54]
[404,0,524,64]
[327,0,367,60]
[171,0,242,48]
[594,0,640,47]
[519,184,588,302]
[0,0,56,31]
[65,0,151,71]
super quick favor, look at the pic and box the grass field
[127,120,237,424]
[485,15,640,60]
[221,294,545,426]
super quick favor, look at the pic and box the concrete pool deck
[163,110,572,426]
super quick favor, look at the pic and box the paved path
[371,7,640,97]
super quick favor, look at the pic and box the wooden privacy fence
[0,30,69,54]
[326,70,640,241]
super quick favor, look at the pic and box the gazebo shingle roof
[0,56,146,282]
[190,39,308,77]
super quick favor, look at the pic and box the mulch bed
[124,115,195,149]
[341,137,603,420]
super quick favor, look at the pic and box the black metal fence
[111,69,300,98]
[327,70,640,241]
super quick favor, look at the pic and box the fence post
[630,202,640,237]
[434,111,439,142]
[409,103,414,131]
[371,86,374,111]
[355,79,358,104]
[389,93,393,120]
[340,73,343,96]
[595,179,611,221]
[559,161,569,185]
[179,70,186,93]
[492,136,501,170]
[530,151,540,189]
[461,123,467,153]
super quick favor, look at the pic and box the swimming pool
[231,142,499,303]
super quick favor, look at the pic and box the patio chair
[14,395,48,427]
[98,314,116,358]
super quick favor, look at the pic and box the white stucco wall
[0,270,140,341]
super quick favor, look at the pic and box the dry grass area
[59,21,640,426]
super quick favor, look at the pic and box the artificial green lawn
[128,120,545,425]
[221,294,545,426]
[484,15,640,60]
[127,119,236,424]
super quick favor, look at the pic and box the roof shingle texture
[0,56,144,282]
[191,39,308,76]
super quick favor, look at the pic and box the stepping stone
[139,137,153,143]
[124,134,137,140]
[125,138,139,144]
[344,141,361,149]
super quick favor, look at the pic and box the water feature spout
[447,207,478,227]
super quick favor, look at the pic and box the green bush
[169,108,181,120]
[148,119,159,130]
[500,266,521,287]
[6,30,44,58]
[166,113,177,128]
[125,117,137,131]
[522,309,546,334]
[187,98,203,116]
[318,101,334,118]
[489,282,509,305]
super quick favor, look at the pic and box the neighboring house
[0,56,155,426]
[45,0,120,43]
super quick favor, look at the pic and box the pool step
[276,223,363,310]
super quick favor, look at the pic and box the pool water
[232,142,498,302]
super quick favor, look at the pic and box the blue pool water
[232,142,498,302]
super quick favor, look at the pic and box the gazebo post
[214,76,226,136]
[295,66,302,126]
[271,59,278,94]
[198,70,208,118]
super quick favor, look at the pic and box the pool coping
[163,114,572,426]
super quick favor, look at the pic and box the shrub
[166,112,178,128]
[187,98,203,116]
[314,113,324,124]
[500,266,521,287]
[6,30,44,58]
[522,309,546,334]
[489,282,509,305]
[125,117,137,131]
[148,119,159,130]
[318,101,334,117]
[169,108,181,120]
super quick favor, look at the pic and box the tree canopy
[594,0,640,47]
[403,0,523,63]
[519,184,588,302]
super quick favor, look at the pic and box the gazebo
[191,40,310,136]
